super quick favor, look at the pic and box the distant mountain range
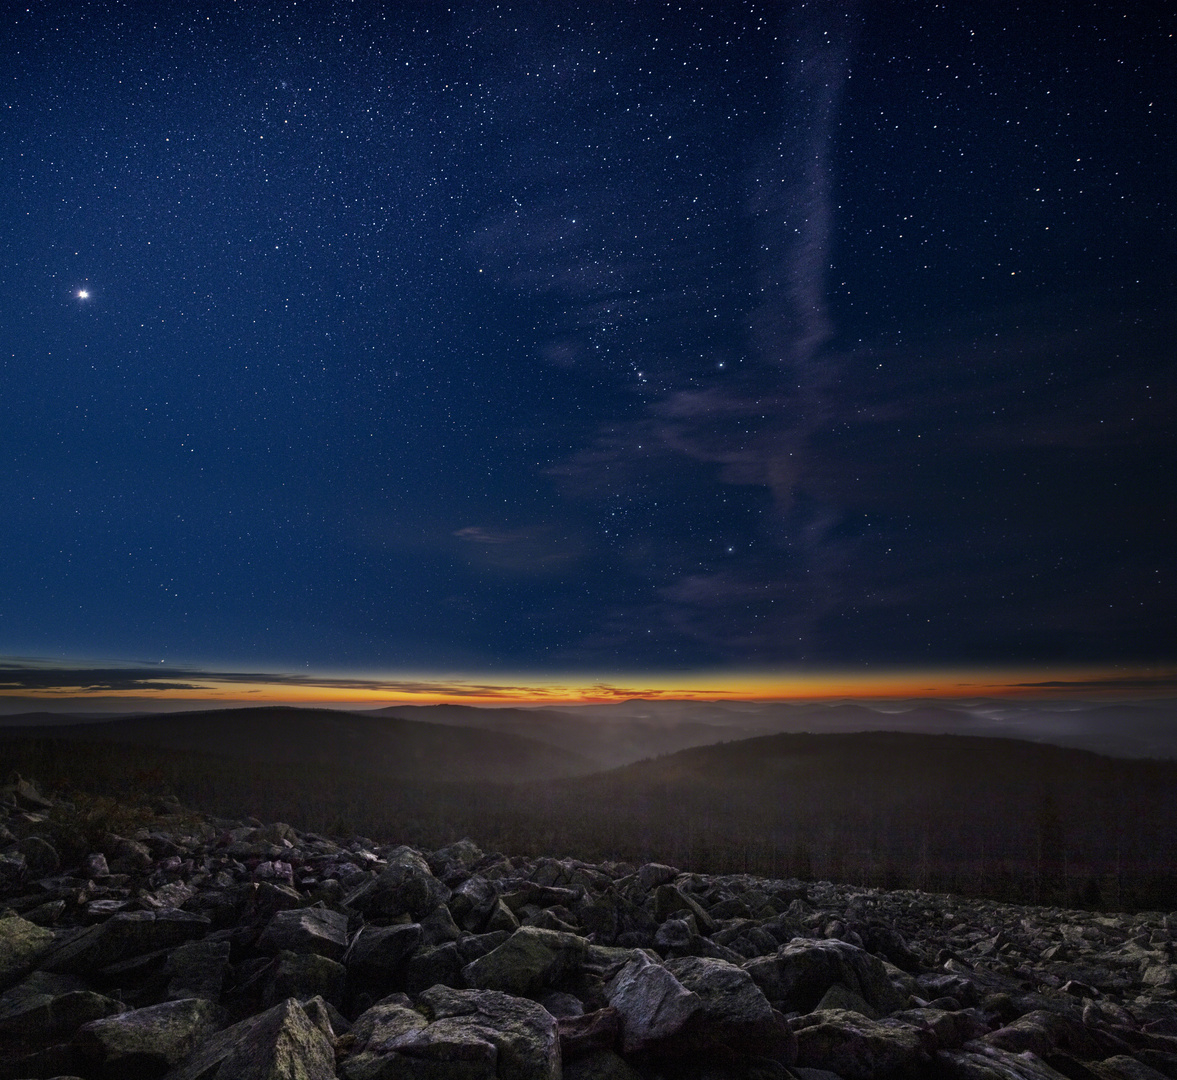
[3,706,1176,907]
[3,698,1176,787]
[371,697,1177,765]
[0,706,596,784]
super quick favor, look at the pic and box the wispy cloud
[453,524,584,573]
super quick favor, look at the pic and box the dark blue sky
[2,2,1173,684]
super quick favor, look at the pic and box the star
[76,289,90,300]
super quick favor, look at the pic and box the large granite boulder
[73,996,221,1079]
[602,952,702,1057]
[258,905,349,961]
[0,913,55,987]
[743,936,909,1016]
[346,846,451,920]
[339,985,560,1080]
[261,949,348,1009]
[163,938,231,1002]
[163,996,336,1080]
[344,922,423,985]
[462,926,589,997]
[0,969,123,1041]
[791,1007,935,1080]
[664,955,795,1061]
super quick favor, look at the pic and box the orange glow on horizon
[2,663,1174,707]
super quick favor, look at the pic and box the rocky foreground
[1,776,1176,1080]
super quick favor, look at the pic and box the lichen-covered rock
[743,937,909,1016]
[791,1008,934,1080]
[346,846,451,920]
[419,985,560,1080]
[258,905,349,961]
[344,921,423,985]
[936,1043,1075,1079]
[73,996,220,1079]
[261,949,348,1009]
[5,778,1177,1080]
[0,913,55,987]
[163,996,336,1080]
[164,937,231,1002]
[341,986,560,1080]
[462,926,588,997]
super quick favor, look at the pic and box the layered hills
[2,708,1176,911]
[0,706,595,784]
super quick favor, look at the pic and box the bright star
[76,289,90,300]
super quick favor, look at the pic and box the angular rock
[339,997,428,1059]
[164,996,336,1080]
[792,1007,934,1080]
[83,852,111,879]
[419,984,560,1080]
[486,897,522,934]
[448,875,499,932]
[564,1049,646,1080]
[347,846,450,920]
[652,884,717,935]
[984,1009,1104,1060]
[462,926,589,997]
[636,864,680,892]
[341,986,561,1080]
[17,835,60,877]
[164,938,231,1002]
[262,950,348,1009]
[344,922,423,984]
[402,941,464,995]
[41,909,210,975]
[0,970,123,1041]
[602,952,702,1057]
[419,902,462,947]
[3,773,54,810]
[73,996,220,1079]
[743,937,909,1016]
[936,1043,1076,1079]
[664,954,795,1061]
[558,1007,621,1059]
[258,905,349,961]
[0,913,55,987]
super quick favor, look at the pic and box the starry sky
[2,2,1174,703]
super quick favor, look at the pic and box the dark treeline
[3,730,1175,913]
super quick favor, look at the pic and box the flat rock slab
[41,910,210,975]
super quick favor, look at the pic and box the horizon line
[2,656,1176,708]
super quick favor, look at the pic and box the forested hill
[0,706,596,783]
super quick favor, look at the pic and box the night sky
[2,3,1174,701]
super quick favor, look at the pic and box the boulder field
[2,774,1176,1080]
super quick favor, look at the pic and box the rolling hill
[0,705,596,784]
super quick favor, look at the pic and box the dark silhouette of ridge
[0,705,597,783]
